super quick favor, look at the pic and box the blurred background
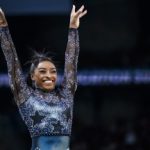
[1,0,150,149]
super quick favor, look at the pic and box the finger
[75,5,86,18]
[0,8,4,14]
[76,5,84,14]
[0,8,7,26]
[0,8,5,18]
[74,7,85,18]
[71,5,75,14]
[0,8,3,16]
[79,10,87,18]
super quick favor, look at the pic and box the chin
[43,86,55,92]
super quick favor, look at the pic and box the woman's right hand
[0,8,8,27]
[69,5,87,29]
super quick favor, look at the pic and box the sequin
[0,27,79,137]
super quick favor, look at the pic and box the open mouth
[42,79,55,85]
[43,80,53,83]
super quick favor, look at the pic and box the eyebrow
[38,67,56,70]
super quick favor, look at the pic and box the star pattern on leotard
[30,111,45,126]
[52,121,64,133]
[1,28,78,137]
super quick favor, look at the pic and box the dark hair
[26,51,56,88]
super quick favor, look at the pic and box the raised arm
[62,5,87,94]
[0,8,29,105]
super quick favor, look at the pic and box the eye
[51,70,57,74]
[39,70,46,74]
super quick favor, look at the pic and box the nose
[46,72,51,78]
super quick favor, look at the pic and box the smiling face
[31,60,57,92]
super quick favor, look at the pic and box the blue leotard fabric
[0,26,79,149]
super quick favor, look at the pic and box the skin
[0,5,87,28]
[30,5,87,91]
[69,5,87,29]
[31,61,57,92]
[0,8,7,27]
[0,5,87,91]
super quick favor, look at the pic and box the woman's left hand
[69,5,87,29]
[0,8,8,27]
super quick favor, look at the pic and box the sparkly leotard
[0,27,79,150]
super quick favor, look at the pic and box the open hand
[0,8,8,27]
[69,5,87,29]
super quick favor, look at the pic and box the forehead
[37,61,56,69]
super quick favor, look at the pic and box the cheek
[55,74,57,78]
[31,73,41,82]
[54,74,58,81]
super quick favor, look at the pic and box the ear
[31,73,35,81]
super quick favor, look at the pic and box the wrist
[69,28,77,30]
[69,25,78,29]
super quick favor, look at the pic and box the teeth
[44,80,52,83]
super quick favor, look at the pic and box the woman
[0,5,87,150]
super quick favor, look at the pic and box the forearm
[0,26,28,104]
[63,28,79,93]
[0,27,18,67]
[0,26,20,74]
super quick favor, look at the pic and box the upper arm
[0,27,30,104]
